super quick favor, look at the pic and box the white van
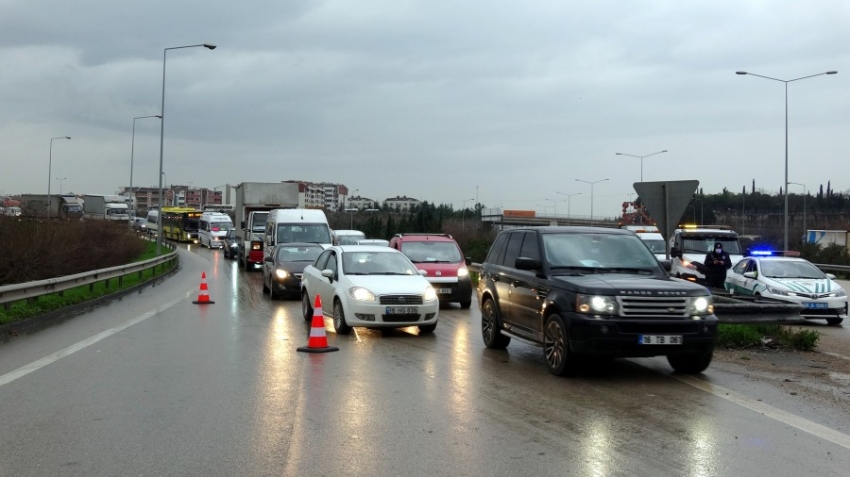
[199,211,234,249]
[333,229,366,245]
[264,209,332,255]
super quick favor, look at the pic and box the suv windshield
[543,233,659,269]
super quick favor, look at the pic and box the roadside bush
[0,218,146,285]
[716,324,820,351]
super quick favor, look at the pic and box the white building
[384,195,420,212]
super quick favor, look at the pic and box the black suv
[477,227,718,376]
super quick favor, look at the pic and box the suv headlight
[577,295,618,315]
[349,287,376,302]
[688,296,714,315]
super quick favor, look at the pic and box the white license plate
[803,302,828,309]
[438,288,452,294]
[385,306,418,314]
[639,335,682,345]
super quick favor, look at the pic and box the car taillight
[252,241,262,251]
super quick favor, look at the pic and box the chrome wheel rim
[544,320,565,369]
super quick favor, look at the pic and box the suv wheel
[301,292,314,321]
[544,314,580,376]
[481,298,510,349]
[826,317,843,326]
[667,348,714,374]
[333,299,352,335]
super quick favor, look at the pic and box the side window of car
[503,232,524,269]
[746,260,758,274]
[732,259,748,274]
[326,253,338,275]
[315,250,332,270]
[486,233,509,265]
[519,232,541,261]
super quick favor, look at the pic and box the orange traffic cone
[192,272,216,305]
[297,294,339,353]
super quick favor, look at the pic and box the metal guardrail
[0,241,178,309]
[814,263,850,274]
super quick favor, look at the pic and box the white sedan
[300,245,440,334]
[725,255,847,325]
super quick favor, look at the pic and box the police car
[724,251,847,325]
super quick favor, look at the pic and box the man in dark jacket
[703,242,732,288]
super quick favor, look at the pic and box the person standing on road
[703,241,732,288]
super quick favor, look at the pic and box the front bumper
[426,276,473,303]
[271,275,303,296]
[566,313,718,357]
[341,299,439,327]
[764,294,847,317]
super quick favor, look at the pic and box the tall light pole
[575,178,609,226]
[546,197,567,217]
[461,198,475,231]
[157,43,216,256]
[556,191,581,225]
[48,136,71,221]
[344,208,358,229]
[130,115,161,212]
[789,181,807,241]
[615,150,668,182]
[55,177,67,195]
[736,69,837,251]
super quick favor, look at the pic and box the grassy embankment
[0,220,176,325]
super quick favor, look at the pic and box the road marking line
[673,373,850,451]
[821,351,850,361]
[0,291,190,388]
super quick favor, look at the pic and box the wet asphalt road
[1,246,850,476]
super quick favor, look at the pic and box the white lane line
[822,351,850,361]
[673,372,850,451]
[0,291,190,388]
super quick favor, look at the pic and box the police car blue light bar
[750,250,774,256]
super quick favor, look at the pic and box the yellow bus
[161,207,202,242]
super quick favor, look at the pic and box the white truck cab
[264,209,332,256]
[669,225,744,284]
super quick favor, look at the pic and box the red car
[389,233,472,308]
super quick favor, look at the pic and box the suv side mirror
[465,256,472,266]
[515,257,541,271]
[659,259,672,272]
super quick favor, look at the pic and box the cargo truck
[83,194,130,221]
[233,182,300,271]
[19,194,84,220]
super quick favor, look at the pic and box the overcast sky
[2,0,849,218]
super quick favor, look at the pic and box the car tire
[269,280,277,300]
[544,313,580,376]
[262,276,269,294]
[301,291,313,321]
[667,348,714,374]
[481,298,510,349]
[333,299,352,335]
[827,317,844,326]
[419,322,437,334]
[244,256,253,272]
[460,300,471,309]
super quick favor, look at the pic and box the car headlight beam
[577,295,617,315]
[349,287,376,302]
[275,269,289,279]
[457,267,469,277]
[424,286,437,301]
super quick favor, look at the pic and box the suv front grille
[617,296,689,318]
[380,295,424,305]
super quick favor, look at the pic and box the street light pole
[344,208,357,229]
[789,181,807,241]
[131,115,161,212]
[556,191,581,225]
[48,136,71,221]
[736,70,837,251]
[157,43,216,257]
[461,198,475,232]
[55,177,67,195]
[615,150,668,182]
[575,178,609,226]
[546,198,567,217]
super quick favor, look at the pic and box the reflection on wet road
[1,245,849,476]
